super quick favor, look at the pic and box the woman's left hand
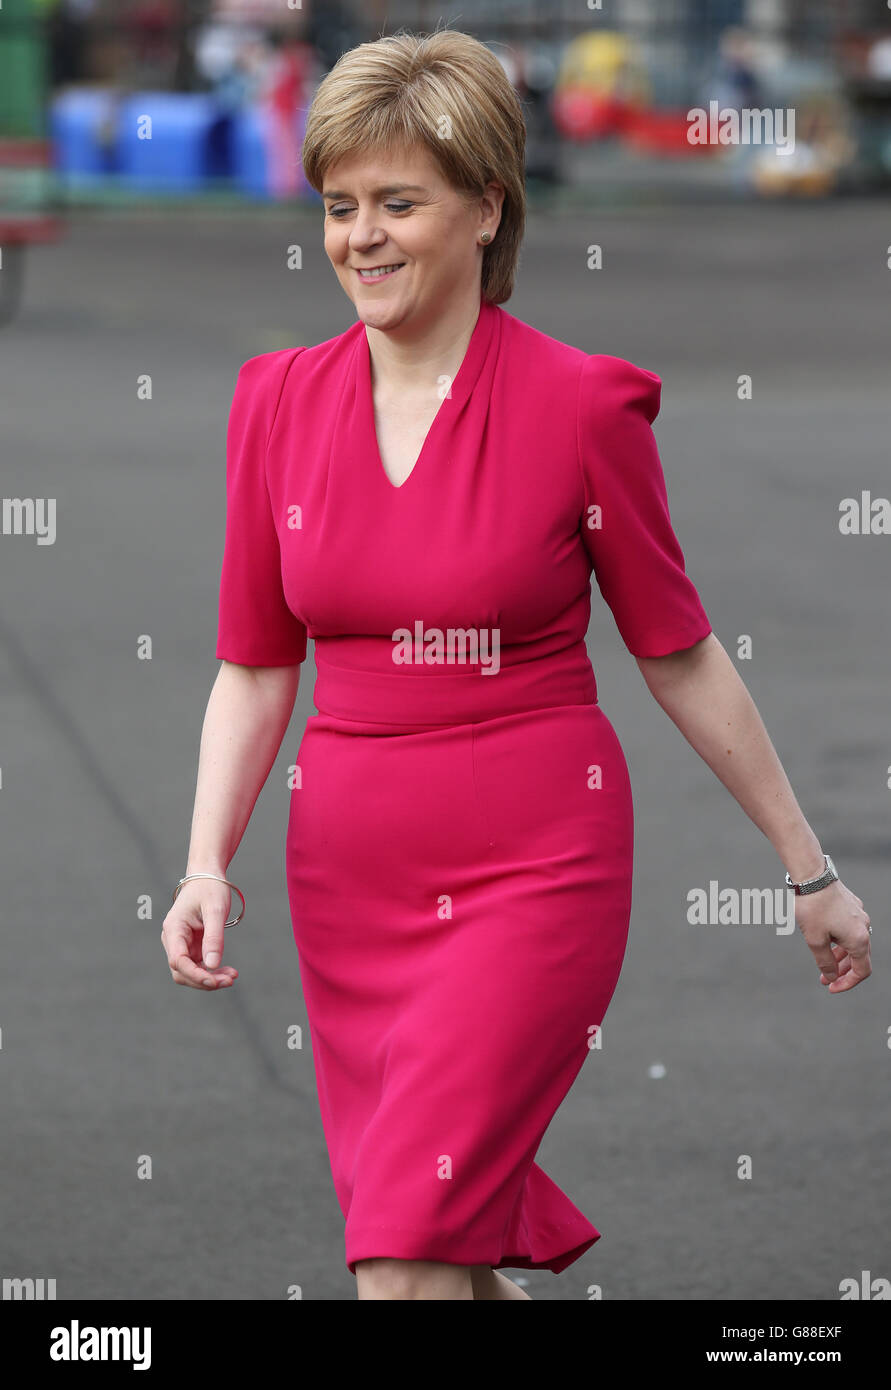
[793,879,872,992]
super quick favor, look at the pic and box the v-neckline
[358,297,494,493]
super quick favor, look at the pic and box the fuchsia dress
[216,294,712,1275]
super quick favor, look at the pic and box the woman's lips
[355,264,405,283]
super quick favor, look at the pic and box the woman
[161,29,872,1301]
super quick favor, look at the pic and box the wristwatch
[784,853,838,895]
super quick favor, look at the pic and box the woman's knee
[355,1257,473,1300]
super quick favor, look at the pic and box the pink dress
[216,294,712,1274]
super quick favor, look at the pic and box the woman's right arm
[161,659,300,990]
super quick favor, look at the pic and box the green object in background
[0,0,52,138]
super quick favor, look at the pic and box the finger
[827,960,870,992]
[821,956,852,985]
[172,953,219,988]
[819,936,867,984]
[169,968,234,989]
[169,965,197,987]
[820,946,849,973]
[201,897,229,970]
[163,926,193,973]
[169,971,236,989]
[169,958,238,989]
[827,935,870,988]
[808,940,839,980]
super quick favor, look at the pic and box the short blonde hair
[301,27,527,305]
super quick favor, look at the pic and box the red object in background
[621,107,720,156]
[269,40,305,118]
[0,138,55,168]
[0,138,64,244]
[552,88,723,155]
[128,0,177,64]
[0,213,60,242]
[263,40,310,199]
[551,87,631,141]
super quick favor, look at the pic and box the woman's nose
[349,206,386,247]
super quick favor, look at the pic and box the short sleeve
[215,349,308,666]
[577,354,712,658]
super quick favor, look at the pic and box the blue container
[50,88,119,177]
[231,104,273,200]
[115,92,219,193]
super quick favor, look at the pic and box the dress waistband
[310,637,598,731]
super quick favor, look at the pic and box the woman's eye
[327,202,412,218]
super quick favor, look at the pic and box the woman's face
[321,143,502,333]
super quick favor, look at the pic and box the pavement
[0,197,888,1301]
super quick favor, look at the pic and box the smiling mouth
[355,264,406,281]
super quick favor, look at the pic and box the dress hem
[345,1221,601,1277]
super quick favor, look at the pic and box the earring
[480,232,492,244]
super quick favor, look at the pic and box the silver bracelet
[784,852,838,897]
[172,872,245,927]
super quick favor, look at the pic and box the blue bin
[115,92,219,193]
[231,104,273,200]
[50,88,119,177]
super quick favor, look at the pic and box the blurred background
[4,0,891,315]
[1,1,889,1303]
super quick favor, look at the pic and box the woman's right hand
[161,878,239,990]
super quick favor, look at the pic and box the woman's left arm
[636,632,872,993]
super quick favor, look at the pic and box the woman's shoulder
[231,321,362,427]
[496,306,661,418]
[234,345,305,395]
[579,352,662,425]
[236,319,360,389]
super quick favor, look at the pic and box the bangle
[172,873,245,927]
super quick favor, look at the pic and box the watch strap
[784,853,838,895]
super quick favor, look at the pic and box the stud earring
[480,232,492,244]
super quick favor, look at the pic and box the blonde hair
[301,27,527,305]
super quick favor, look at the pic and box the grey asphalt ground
[1,197,888,1301]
